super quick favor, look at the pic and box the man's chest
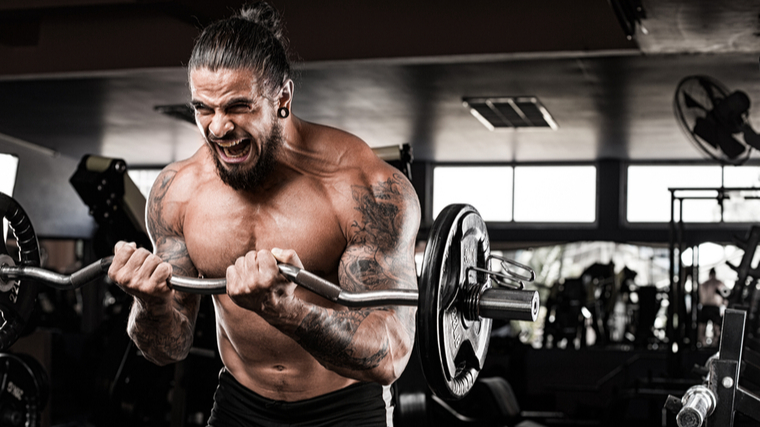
[181,192,348,280]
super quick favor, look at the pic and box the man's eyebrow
[189,97,258,110]
[222,97,256,108]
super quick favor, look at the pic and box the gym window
[0,153,18,197]
[432,165,597,223]
[433,166,513,222]
[128,169,163,199]
[626,165,760,223]
[513,165,596,222]
[0,153,18,239]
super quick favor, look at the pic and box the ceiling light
[463,96,558,131]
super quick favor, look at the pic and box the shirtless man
[698,268,727,347]
[107,3,420,425]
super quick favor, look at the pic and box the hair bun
[238,2,286,47]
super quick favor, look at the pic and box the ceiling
[0,0,758,237]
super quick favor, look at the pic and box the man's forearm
[290,304,412,384]
[127,299,195,366]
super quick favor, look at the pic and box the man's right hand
[108,241,173,307]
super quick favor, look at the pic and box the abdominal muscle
[212,292,358,402]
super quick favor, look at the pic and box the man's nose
[209,113,233,138]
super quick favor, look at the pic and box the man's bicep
[146,168,197,279]
[339,172,420,293]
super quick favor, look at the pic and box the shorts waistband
[215,368,386,424]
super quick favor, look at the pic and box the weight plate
[0,352,50,427]
[0,193,41,351]
[418,204,492,400]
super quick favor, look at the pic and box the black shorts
[207,368,393,427]
[699,305,722,325]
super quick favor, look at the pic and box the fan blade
[693,117,720,149]
[714,91,750,133]
[719,134,747,159]
[743,124,760,150]
[697,77,722,109]
[683,92,708,111]
[694,117,746,158]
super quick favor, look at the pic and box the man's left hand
[226,248,303,323]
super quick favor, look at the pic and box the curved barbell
[0,254,538,320]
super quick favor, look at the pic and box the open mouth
[214,139,252,163]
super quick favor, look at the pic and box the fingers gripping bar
[0,255,537,321]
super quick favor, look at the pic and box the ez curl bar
[0,193,539,400]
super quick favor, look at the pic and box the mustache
[206,132,251,143]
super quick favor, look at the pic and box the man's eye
[229,104,251,113]
[193,106,212,115]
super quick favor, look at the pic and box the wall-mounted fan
[674,75,760,165]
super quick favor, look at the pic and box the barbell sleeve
[676,385,716,427]
[478,288,540,322]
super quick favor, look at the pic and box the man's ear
[278,79,294,110]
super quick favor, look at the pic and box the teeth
[216,139,244,148]
[218,139,251,159]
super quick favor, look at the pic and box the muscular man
[698,268,727,347]
[107,3,420,425]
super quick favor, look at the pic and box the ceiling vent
[463,96,558,131]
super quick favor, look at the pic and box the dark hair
[188,2,290,96]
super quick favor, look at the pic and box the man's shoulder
[298,121,418,207]
[154,151,212,194]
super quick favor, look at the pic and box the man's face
[189,67,283,191]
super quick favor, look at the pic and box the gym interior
[1,1,760,426]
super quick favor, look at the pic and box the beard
[209,118,283,192]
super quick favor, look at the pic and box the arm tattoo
[147,169,197,278]
[342,173,417,293]
[130,168,199,364]
[297,173,418,370]
[295,306,389,370]
[130,305,196,364]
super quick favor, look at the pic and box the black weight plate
[418,204,492,400]
[0,192,41,351]
[0,352,50,427]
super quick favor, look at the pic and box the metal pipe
[0,265,72,289]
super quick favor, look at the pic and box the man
[698,268,727,347]
[107,2,420,426]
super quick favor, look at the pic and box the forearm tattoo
[296,307,389,370]
[295,174,418,370]
[129,306,196,365]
